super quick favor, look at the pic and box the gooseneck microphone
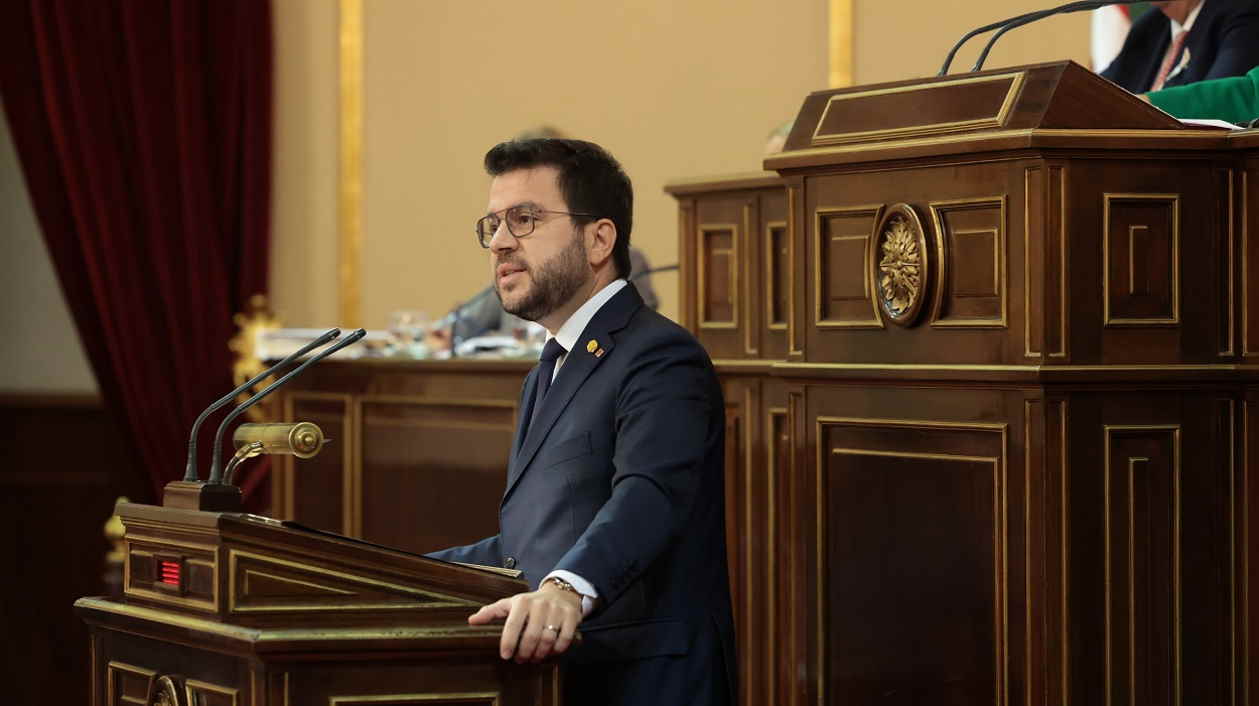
[938,0,1141,76]
[207,328,368,483]
[183,327,341,482]
[970,0,1145,73]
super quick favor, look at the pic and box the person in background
[1141,63,1259,124]
[1100,0,1259,93]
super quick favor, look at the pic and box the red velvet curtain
[0,0,273,503]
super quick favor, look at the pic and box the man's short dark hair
[484,138,633,279]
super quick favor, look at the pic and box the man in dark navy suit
[1101,0,1259,93]
[427,138,735,705]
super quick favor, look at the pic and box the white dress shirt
[539,278,628,615]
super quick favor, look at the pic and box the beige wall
[854,0,1092,85]
[0,111,98,394]
[271,0,1092,331]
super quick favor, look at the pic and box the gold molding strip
[787,185,803,357]
[766,127,1228,166]
[349,395,362,537]
[339,0,363,328]
[1224,400,1237,702]
[1053,166,1068,358]
[928,195,1009,329]
[766,220,789,330]
[1022,166,1042,357]
[1244,170,1252,357]
[697,223,740,330]
[1102,425,1182,706]
[766,406,787,702]
[185,679,238,706]
[814,204,885,329]
[828,0,853,89]
[1058,400,1070,704]
[816,416,1008,705]
[1102,193,1182,327]
[329,693,501,705]
[227,548,468,613]
[743,203,758,355]
[770,361,1259,374]
[1224,171,1236,356]
[79,596,510,644]
[108,661,155,706]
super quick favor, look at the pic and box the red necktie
[1151,30,1188,91]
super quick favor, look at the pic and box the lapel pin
[586,339,598,353]
[595,348,605,358]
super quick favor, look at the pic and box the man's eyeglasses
[475,205,596,248]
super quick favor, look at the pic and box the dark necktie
[529,338,567,431]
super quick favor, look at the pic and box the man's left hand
[467,581,582,662]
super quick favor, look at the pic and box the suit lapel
[502,284,643,502]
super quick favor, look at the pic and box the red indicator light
[159,560,181,586]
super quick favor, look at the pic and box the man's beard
[494,231,588,323]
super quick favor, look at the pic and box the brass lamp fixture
[224,422,329,484]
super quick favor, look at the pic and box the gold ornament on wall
[228,293,282,421]
[874,204,930,326]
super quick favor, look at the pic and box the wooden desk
[272,359,530,556]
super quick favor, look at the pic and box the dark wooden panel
[1103,195,1179,326]
[702,226,736,325]
[0,395,143,706]
[814,205,883,328]
[695,194,753,359]
[822,418,1005,705]
[930,196,1007,327]
[1065,392,1236,706]
[1067,159,1221,365]
[761,188,791,360]
[805,161,1021,364]
[1103,426,1178,706]
[286,395,349,533]
[360,399,515,554]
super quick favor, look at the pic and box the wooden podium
[76,493,559,706]
[668,60,1258,706]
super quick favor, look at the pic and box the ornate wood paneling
[813,204,884,329]
[1102,194,1180,327]
[818,416,1008,704]
[700,224,739,328]
[275,361,530,556]
[360,397,515,554]
[1102,425,1181,706]
[930,196,1008,328]
[280,393,351,533]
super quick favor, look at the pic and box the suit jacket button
[504,556,517,569]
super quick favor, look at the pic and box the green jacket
[1147,64,1259,125]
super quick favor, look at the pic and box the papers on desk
[256,328,390,360]
[1179,118,1244,130]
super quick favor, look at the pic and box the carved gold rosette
[873,204,930,326]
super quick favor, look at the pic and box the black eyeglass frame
[474,205,598,248]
